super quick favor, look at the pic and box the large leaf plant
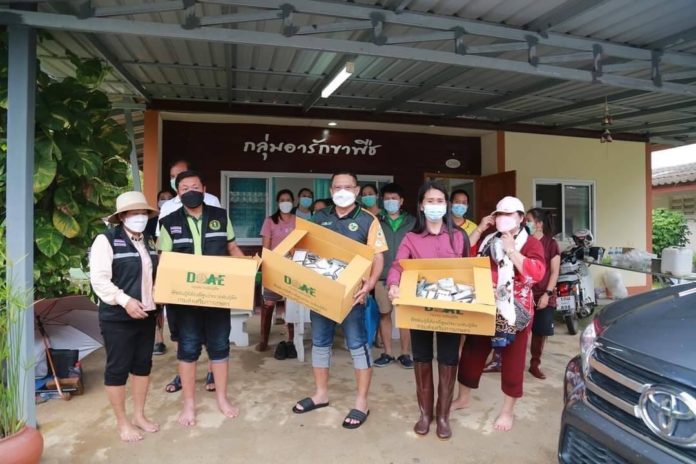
[1,35,132,298]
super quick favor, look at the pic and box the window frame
[532,178,597,241]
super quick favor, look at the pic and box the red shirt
[532,234,561,307]
[386,227,470,288]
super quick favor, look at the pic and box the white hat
[106,191,158,224]
[492,196,525,215]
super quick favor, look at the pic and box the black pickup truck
[558,284,696,463]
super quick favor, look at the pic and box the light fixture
[600,97,613,143]
[321,62,354,99]
[328,121,337,127]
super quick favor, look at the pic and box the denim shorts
[171,305,231,363]
[310,303,367,350]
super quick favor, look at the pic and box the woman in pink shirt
[386,181,470,440]
[258,189,297,359]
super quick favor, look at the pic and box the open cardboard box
[394,257,496,336]
[262,217,374,323]
[154,251,261,310]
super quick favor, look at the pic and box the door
[475,171,517,224]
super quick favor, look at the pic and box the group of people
[90,160,561,443]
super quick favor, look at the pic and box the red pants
[457,326,530,398]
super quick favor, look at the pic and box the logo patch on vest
[209,219,221,231]
[348,222,359,232]
[170,226,182,234]
[113,239,127,247]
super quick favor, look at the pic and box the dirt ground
[36,316,579,464]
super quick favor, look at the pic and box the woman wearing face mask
[360,184,381,216]
[386,181,470,440]
[450,190,478,236]
[258,189,298,359]
[451,196,545,432]
[295,188,314,220]
[89,191,160,442]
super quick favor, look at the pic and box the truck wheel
[565,314,579,335]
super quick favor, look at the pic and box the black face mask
[181,190,204,208]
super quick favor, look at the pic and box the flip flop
[165,374,182,393]
[342,409,370,429]
[205,372,216,392]
[292,397,329,414]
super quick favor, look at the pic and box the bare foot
[178,402,197,427]
[118,422,144,442]
[133,415,160,433]
[217,397,240,419]
[450,395,470,412]
[493,411,514,431]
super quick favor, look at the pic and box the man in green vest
[159,170,244,427]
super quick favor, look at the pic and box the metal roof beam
[386,31,455,45]
[523,0,610,34]
[650,137,691,146]
[203,0,696,68]
[556,99,696,129]
[538,52,594,64]
[5,10,696,97]
[602,60,649,73]
[647,127,696,137]
[664,70,696,81]
[615,116,696,133]
[465,41,529,54]
[87,0,188,18]
[196,10,283,27]
[296,20,373,35]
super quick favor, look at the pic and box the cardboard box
[47,377,84,395]
[394,257,496,336]
[154,251,261,310]
[262,217,374,323]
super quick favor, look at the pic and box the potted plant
[0,246,44,463]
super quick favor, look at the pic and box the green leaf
[52,209,80,238]
[54,185,80,216]
[75,58,107,89]
[33,137,57,193]
[35,218,64,257]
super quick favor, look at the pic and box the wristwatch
[545,290,553,296]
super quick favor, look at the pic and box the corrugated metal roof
[653,162,696,186]
[13,0,695,151]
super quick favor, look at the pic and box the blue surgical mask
[383,199,400,214]
[361,195,377,208]
[299,197,313,209]
[526,221,536,234]
[170,178,176,191]
[423,204,447,222]
[451,204,468,218]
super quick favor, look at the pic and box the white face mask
[332,189,356,208]
[278,201,293,214]
[495,215,518,233]
[124,214,149,234]
[423,204,447,222]
[157,199,167,208]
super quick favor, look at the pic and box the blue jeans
[310,304,372,369]
[172,305,231,363]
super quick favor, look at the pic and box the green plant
[652,208,692,257]
[0,240,31,438]
[0,36,132,298]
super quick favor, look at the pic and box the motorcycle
[555,230,603,335]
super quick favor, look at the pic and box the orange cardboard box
[154,251,261,310]
[394,257,496,336]
[261,218,374,323]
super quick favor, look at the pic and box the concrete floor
[37,316,579,464]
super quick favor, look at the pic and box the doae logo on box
[283,275,317,297]
[186,272,225,286]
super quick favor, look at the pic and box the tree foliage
[652,208,692,257]
[1,36,132,297]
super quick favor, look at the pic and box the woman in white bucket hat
[89,191,161,442]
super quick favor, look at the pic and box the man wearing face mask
[159,170,245,428]
[292,172,387,430]
[89,191,161,442]
[157,160,221,237]
[373,183,416,369]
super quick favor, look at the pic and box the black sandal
[292,397,329,414]
[205,371,216,392]
[165,374,182,393]
[342,409,370,429]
